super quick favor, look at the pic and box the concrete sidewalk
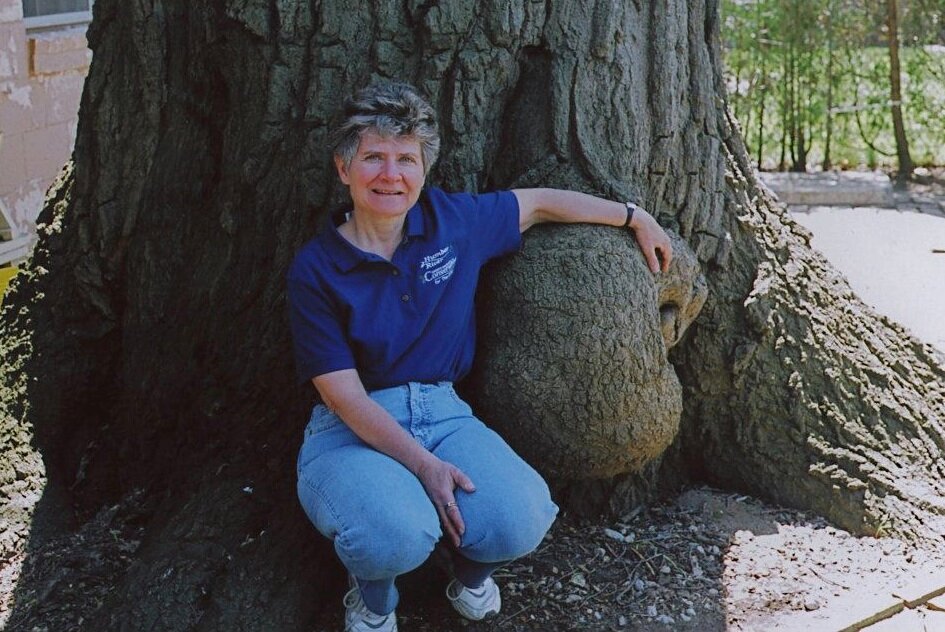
[759,171,945,354]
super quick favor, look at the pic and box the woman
[288,82,672,632]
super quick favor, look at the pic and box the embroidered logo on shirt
[420,245,457,285]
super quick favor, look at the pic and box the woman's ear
[334,155,350,185]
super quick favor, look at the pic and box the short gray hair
[331,82,440,175]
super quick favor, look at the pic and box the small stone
[618,615,627,626]
[646,605,658,617]
[708,588,719,597]
[570,573,587,588]
[733,530,754,543]
[656,614,675,624]
[565,594,581,604]
[604,528,625,541]
[633,579,646,592]
[624,532,636,543]
[685,607,696,617]
[660,565,671,574]
[881,540,901,555]
[804,598,821,611]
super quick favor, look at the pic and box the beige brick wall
[0,0,90,237]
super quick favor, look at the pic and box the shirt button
[392,269,400,276]
[401,294,410,302]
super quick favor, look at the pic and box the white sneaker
[446,577,501,621]
[343,586,398,632]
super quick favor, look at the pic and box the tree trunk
[778,46,789,171]
[3,0,944,629]
[887,0,914,179]
[822,0,834,171]
[756,53,766,171]
[787,42,798,169]
[789,41,808,172]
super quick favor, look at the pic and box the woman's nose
[380,159,400,179]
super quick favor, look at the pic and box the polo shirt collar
[325,198,427,273]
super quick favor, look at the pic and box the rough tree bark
[2,0,944,630]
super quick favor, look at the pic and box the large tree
[2,0,944,629]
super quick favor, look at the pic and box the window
[22,0,93,30]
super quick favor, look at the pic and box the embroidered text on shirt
[420,245,457,285]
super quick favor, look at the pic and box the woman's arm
[513,188,673,274]
[313,369,474,546]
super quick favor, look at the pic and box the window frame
[22,1,93,32]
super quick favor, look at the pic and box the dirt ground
[3,485,942,631]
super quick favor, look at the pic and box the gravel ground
[2,485,942,631]
[448,487,942,632]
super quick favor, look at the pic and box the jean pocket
[306,403,341,436]
[445,384,474,416]
[298,406,336,474]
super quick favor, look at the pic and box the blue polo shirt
[287,187,521,391]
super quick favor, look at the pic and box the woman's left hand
[629,207,673,274]
[514,189,673,273]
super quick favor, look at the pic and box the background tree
[2,0,945,630]
[900,0,945,171]
[723,0,944,172]
[823,0,837,170]
[886,0,914,179]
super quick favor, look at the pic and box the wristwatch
[623,201,641,229]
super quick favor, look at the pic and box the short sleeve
[464,190,522,263]
[287,271,356,384]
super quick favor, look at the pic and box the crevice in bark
[488,45,554,190]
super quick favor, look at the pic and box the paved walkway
[759,171,945,354]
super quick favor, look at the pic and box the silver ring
[445,502,458,510]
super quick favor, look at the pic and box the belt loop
[408,382,418,415]
[407,382,421,438]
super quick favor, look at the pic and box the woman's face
[335,131,426,220]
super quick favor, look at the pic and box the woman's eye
[399,156,418,164]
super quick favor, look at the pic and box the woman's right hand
[312,371,477,546]
[416,456,476,547]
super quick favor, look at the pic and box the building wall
[0,0,89,237]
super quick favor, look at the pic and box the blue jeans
[296,382,558,615]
